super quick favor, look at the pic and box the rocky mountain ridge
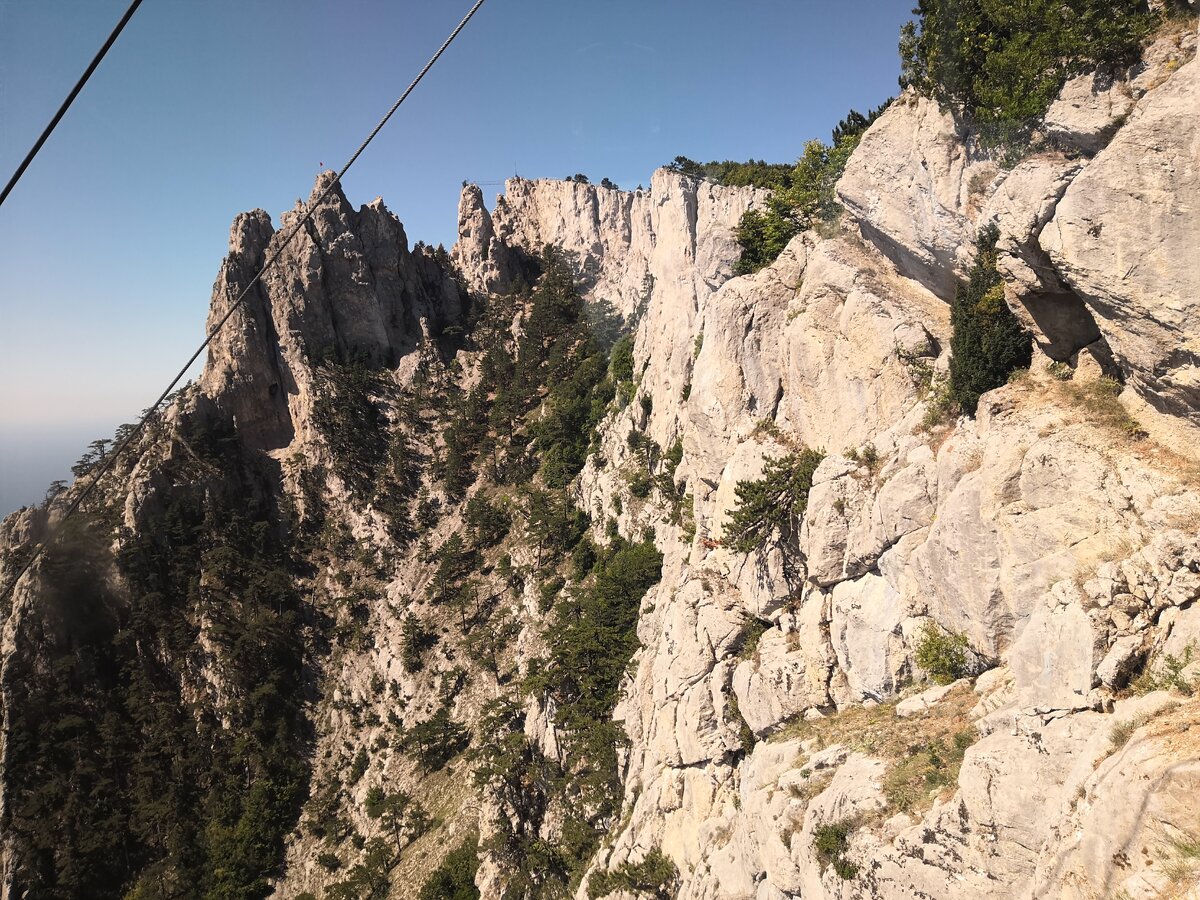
[0,17,1198,900]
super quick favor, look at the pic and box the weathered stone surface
[895,680,964,718]
[1043,72,1136,155]
[1009,585,1103,710]
[829,573,907,704]
[985,154,1100,360]
[453,170,766,324]
[203,173,465,451]
[749,600,834,733]
[836,90,997,299]
[1041,56,1200,425]
[1029,696,1199,899]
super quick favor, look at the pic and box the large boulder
[1043,71,1136,156]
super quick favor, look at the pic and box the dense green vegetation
[900,0,1183,148]
[813,820,859,881]
[722,104,889,274]
[3,414,310,899]
[915,623,973,685]
[331,243,662,897]
[474,536,663,897]
[8,156,799,899]
[666,156,794,189]
[434,245,619,496]
[311,358,419,537]
[419,836,482,900]
[946,224,1031,415]
[725,448,824,553]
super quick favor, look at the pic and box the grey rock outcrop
[1043,72,1137,155]
[1041,54,1200,424]
[203,172,464,449]
[577,29,1200,900]
[453,170,767,322]
[835,91,997,300]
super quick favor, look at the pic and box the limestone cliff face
[202,172,465,450]
[453,171,768,320]
[1,22,1199,900]
[573,24,1200,900]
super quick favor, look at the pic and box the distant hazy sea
[0,420,121,517]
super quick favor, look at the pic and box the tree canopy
[900,0,1168,146]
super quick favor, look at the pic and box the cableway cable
[0,0,146,210]
[0,0,490,603]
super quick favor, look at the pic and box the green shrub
[813,820,859,880]
[725,448,825,553]
[347,748,370,785]
[1132,643,1197,696]
[610,334,635,383]
[947,225,1031,414]
[419,836,481,900]
[317,851,342,871]
[725,694,757,753]
[900,0,1163,150]
[734,617,770,660]
[732,103,890,274]
[628,469,653,498]
[915,623,972,684]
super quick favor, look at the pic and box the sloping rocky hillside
[1,15,1198,900]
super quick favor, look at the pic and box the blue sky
[0,0,912,515]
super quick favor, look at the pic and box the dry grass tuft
[773,682,978,816]
[1059,377,1148,441]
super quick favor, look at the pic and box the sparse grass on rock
[774,682,979,817]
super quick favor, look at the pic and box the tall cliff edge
[0,21,1198,900]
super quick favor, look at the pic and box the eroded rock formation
[0,21,1197,900]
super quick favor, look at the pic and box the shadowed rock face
[201,172,465,450]
[835,90,996,302]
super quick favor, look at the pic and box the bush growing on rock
[1132,643,1198,696]
[899,0,1167,148]
[587,847,678,899]
[947,224,1031,414]
[813,820,859,880]
[725,448,825,553]
[915,622,972,684]
[732,103,890,274]
[419,835,480,900]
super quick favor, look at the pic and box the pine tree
[947,224,1031,414]
[724,449,824,553]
